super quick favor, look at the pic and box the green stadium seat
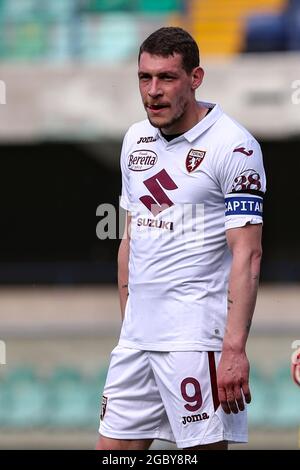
[48,367,95,429]
[79,13,138,63]
[41,0,79,22]
[0,0,5,17]
[47,22,73,62]
[4,366,49,428]
[85,0,132,13]
[137,0,182,14]
[1,21,48,61]
[94,366,108,392]
[89,366,109,429]
[266,365,300,428]
[248,366,272,427]
[0,376,12,426]
[0,0,38,21]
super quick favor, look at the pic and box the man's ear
[191,67,204,90]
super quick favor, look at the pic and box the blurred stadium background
[0,0,300,450]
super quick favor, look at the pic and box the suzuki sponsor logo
[128,150,157,172]
[137,217,174,231]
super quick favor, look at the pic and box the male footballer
[97,27,266,450]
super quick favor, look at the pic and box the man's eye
[139,75,150,81]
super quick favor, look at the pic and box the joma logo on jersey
[186,149,206,173]
[137,136,157,144]
[182,412,209,425]
[128,150,157,171]
[233,147,253,156]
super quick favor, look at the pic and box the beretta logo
[128,150,157,171]
[186,149,206,173]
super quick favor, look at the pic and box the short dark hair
[138,27,199,74]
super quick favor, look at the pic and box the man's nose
[148,79,162,98]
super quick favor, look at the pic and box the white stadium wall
[0,53,299,149]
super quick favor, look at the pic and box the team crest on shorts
[186,149,206,173]
[100,395,108,421]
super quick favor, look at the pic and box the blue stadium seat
[285,0,300,51]
[244,13,286,52]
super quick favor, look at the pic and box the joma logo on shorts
[182,412,209,425]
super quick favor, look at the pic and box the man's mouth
[147,103,169,111]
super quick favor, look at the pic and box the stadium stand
[0,362,298,432]
[244,12,287,52]
[79,13,138,62]
[0,364,107,429]
[0,0,183,62]
[189,0,287,55]
[1,0,299,61]
[244,0,300,52]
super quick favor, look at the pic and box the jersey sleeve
[219,138,266,230]
[120,130,131,211]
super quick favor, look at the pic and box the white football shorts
[99,345,247,448]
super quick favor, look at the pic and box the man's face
[138,52,197,134]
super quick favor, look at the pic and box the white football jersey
[119,102,266,351]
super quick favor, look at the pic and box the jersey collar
[155,102,223,144]
[183,102,223,143]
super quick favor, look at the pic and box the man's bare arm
[117,213,131,321]
[217,223,263,414]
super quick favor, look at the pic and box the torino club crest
[186,149,206,173]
